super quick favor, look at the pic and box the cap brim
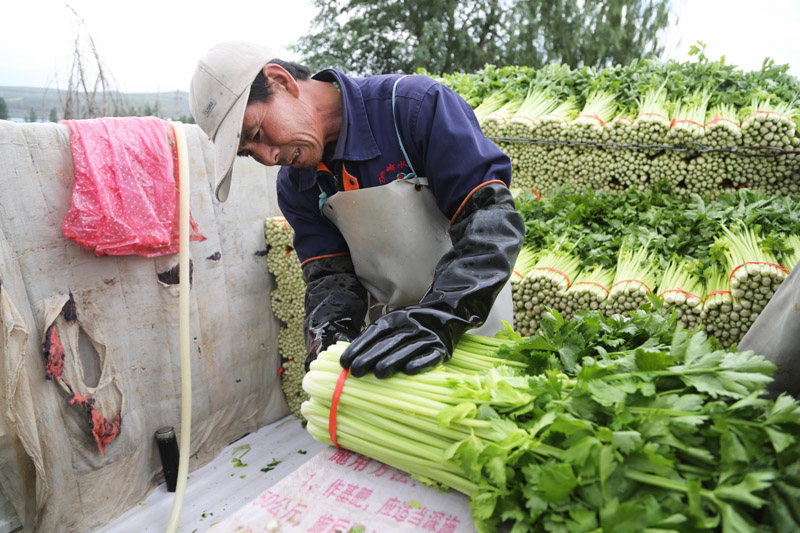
[213,86,252,202]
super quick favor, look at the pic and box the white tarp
[0,120,288,532]
[212,446,476,532]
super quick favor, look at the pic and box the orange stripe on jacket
[317,162,360,191]
[342,164,360,191]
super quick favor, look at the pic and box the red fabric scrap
[69,389,120,455]
[61,117,205,257]
[42,301,122,454]
[69,390,95,410]
[90,410,122,455]
[43,326,66,381]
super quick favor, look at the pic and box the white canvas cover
[212,446,476,532]
[0,120,288,531]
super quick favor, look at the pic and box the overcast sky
[2,0,799,93]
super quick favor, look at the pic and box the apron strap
[317,184,328,214]
[316,162,332,214]
[392,76,419,182]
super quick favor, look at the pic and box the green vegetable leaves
[231,444,250,468]
[458,309,797,531]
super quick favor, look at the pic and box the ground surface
[95,415,325,532]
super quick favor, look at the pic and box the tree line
[291,0,675,76]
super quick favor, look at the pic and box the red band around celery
[705,116,740,128]
[728,261,789,283]
[671,119,704,128]
[513,115,537,124]
[573,281,610,295]
[486,113,507,125]
[658,288,704,302]
[547,114,571,124]
[707,290,732,297]
[329,368,350,448]
[637,112,668,120]
[274,216,292,232]
[611,279,653,294]
[579,114,606,127]
[743,110,794,124]
[532,267,572,288]
[531,188,541,200]
[513,269,525,280]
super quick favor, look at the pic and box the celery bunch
[265,217,309,418]
[512,250,581,336]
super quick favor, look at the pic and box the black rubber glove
[339,182,525,378]
[302,255,368,371]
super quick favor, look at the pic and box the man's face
[237,87,324,169]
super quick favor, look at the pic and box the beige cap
[190,42,278,202]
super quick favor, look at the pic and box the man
[190,42,524,379]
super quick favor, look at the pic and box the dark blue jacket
[276,69,511,265]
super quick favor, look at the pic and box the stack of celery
[265,216,308,417]
[511,187,800,348]
[510,229,798,349]
[303,310,800,532]
[449,55,800,198]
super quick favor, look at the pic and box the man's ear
[262,64,299,97]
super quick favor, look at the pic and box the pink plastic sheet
[61,117,204,257]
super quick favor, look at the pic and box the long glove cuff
[302,255,367,369]
[421,182,525,331]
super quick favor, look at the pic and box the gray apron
[319,77,512,336]
[738,260,800,397]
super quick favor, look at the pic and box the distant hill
[0,86,193,122]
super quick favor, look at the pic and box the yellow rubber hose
[166,121,192,533]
